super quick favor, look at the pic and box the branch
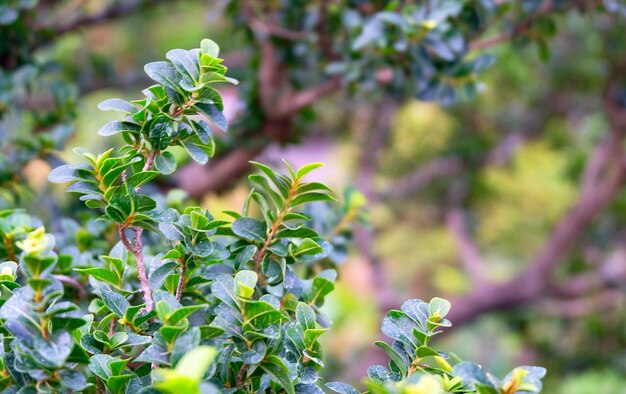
[176,145,264,198]
[446,208,487,286]
[175,257,187,301]
[53,274,87,299]
[274,77,342,117]
[241,0,310,41]
[384,132,527,200]
[118,226,153,311]
[355,100,400,311]
[448,126,626,325]
[540,290,623,318]
[258,40,280,115]
[37,0,166,37]
[469,0,587,51]
[382,157,463,200]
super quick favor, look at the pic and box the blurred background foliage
[2,0,626,392]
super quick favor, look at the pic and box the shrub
[0,39,545,394]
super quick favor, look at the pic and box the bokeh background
[2,1,626,392]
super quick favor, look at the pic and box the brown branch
[383,132,527,201]
[176,145,264,198]
[274,77,342,117]
[446,208,487,286]
[253,180,297,272]
[37,0,166,37]
[382,157,463,200]
[541,290,623,318]
[175,257,187,301]
[469,0,556,51]
[236,363,249,388]
[132,227,153,312]
[258,40,280,116]
[448,125,626,325]
[53,274,88,299]
[118,226,153,311]
[242,0,310,41]
[355,100,399,309]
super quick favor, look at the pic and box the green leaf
[326,382,361,394]
[292,238,323,256]
[127,171,159,189]
[89,354,112,381]
[296,163,323,179]
[193,103,228,131]
[109,332,129,349]
[98,120,141,137]
[100,289,130,318]
[232,218,266,243]
[102,256,124,278]
[304,328,326,345]
[107,374,133,394]
[428,297,451,318]
[250,161,290,198]
[296,182,333,194]
[210,275,237,308]
[168,305,206,325]
[97,98,138,114]
[154,151,177,175]
[375,341,407,377]
[144,61,183,94]
[161,325,187,343]
[249,174,284,209]
[48,164,91,184]
[75,267,120,287]
[181,141,210,164]
[200,39,220,58]
[296,302,316,330]
[415,346,439,358]
[259,355,295,394]
[308,276,334,306]
[277,227,319,239]
[291,192,336,207]
[176,345,217,379]
[242,300,287,330]
[102,157,141,187]
[166,48,200,82]
[149,262,178,291]
[234,270,258,299]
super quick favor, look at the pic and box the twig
[175,257,187,301]
[446,208,487,286]
[382,157,463,200]
[53,274,88,299]
[253,182,297,272]
[242,0,310,41]
[118,225,153,312]
[448,95,626,325]
[117,149,158,311]
[236,363,249,388]
[96,377,104,394]
[469,0,555,51]
[36,0,166,37]
[274,77,342,117]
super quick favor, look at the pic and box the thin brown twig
[132,227,153,311]
[469,0,555,51]
[252,182,297,272]
[274,77,342,117]
[445,208,487,286]
[53,274,88,299]
[175,257,187,301]
[36,0,166,37]
[236,363,249,388]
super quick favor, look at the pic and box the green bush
[0,39,545,394]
